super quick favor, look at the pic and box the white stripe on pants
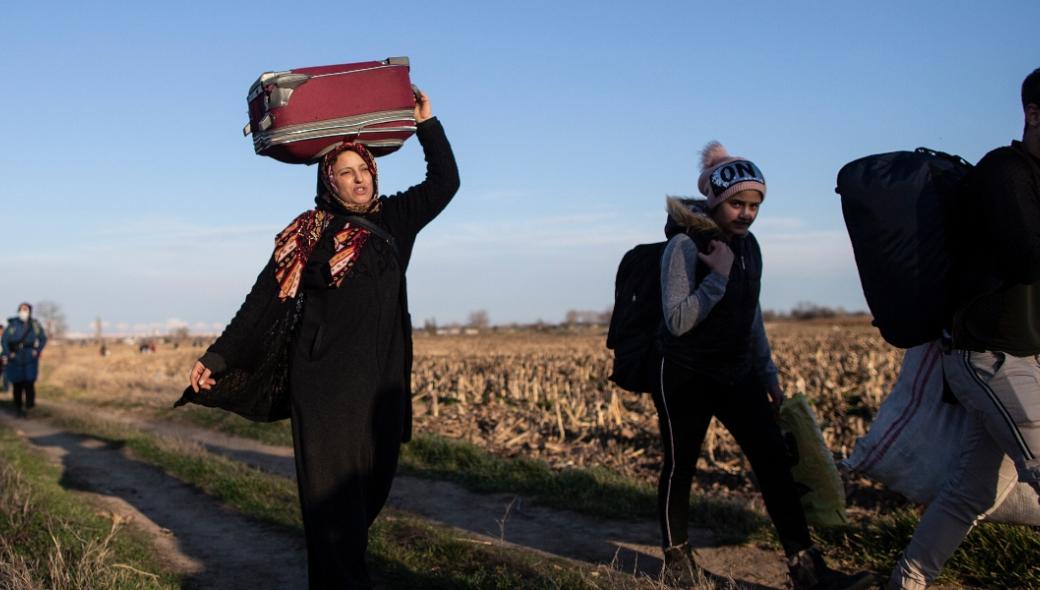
[889,349,1040,589]
[659,357,679,546]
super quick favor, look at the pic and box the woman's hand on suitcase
[413,89,432,123]
[697,240,735,279]
[189,361,215,393]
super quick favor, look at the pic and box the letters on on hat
[710,160,765,196]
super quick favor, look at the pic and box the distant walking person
[887,68,1040,590]
[0,320,7,392]
[654,143,872,590]
[186,90,459,589]
[2,303,47,418]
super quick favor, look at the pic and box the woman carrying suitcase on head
[186,89,459,589]
[653,143,872,590]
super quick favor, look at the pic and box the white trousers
[889,350,1040,590]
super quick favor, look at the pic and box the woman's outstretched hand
[413,88,432,123]
[189,360,215,393]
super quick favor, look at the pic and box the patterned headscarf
[273,209,374,300]
[272,142,383,300]
[320,142,379,213]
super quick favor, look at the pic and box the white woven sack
[843,341,1040,526]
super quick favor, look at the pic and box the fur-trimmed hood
[664,196,724,240]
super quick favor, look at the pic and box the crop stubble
[42,320,900,508]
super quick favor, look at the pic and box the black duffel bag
[836,148,972,348]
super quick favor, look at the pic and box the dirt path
[21,399,794,589]
[0,408,308,590]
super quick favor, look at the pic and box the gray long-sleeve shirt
[660,233,780,388]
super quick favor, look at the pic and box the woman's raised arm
[382,91,460,237]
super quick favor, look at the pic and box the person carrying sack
[887,67,1040,590]
[653,143,872,590]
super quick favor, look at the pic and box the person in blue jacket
[2,303,47,417]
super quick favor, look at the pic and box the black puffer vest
[658,229,763,385]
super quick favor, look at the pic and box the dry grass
[33,325,1040,587]
[20,404,729,590]
[0,429,172,590]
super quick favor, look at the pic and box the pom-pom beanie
[696,141,766,208]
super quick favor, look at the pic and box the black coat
[202,118,460,442]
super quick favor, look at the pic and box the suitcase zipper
[261,124,416,146]
[253,110,415,151]
[256,133,411,158]
[309,62,408,80]
[261,110,414,135]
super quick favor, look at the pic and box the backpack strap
[1009,143,1040,184]
[685,229,723,288]
[14,322,34,345]
[344,215,401,267]
[7,320,34,352]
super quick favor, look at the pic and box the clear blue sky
[2,1,1037,334]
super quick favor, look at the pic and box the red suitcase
[243,57,416,164]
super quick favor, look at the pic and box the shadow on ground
[1,399,785,589]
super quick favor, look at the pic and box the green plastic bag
[777,394,848,527]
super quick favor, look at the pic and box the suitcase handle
[266,74,310,109]
[243,114,275,136]
[243,73,311,136]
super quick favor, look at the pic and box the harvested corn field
[408,321,899,502]
[42,320,900,504]
[29,320,1040,588]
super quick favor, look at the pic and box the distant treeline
[417,302,870,334]
[53,302,870,344]
[764,302,871,322]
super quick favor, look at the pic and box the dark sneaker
[661,542,703,588]
[788,546,876,590]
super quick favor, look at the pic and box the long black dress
[202,118,459,588]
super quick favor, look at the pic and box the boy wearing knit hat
[653,143,873,590]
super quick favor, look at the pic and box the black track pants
[12,381,35,411]
[652,358,812,556]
